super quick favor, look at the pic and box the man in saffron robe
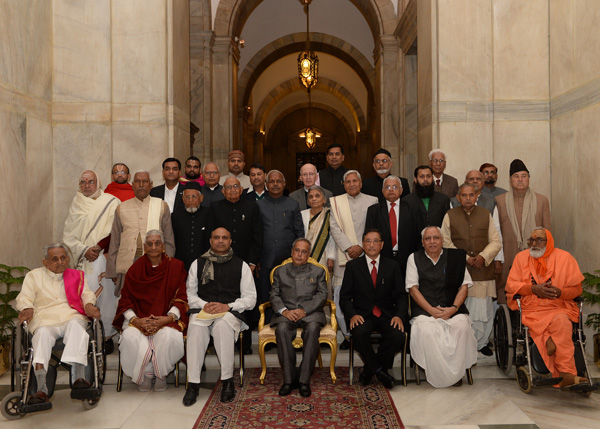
[113,230,188,392]
[16,243,100,404]
[506,228,588,389]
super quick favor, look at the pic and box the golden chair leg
[259,340,268,385]
[328,340,337,384]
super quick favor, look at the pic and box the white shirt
[164,183,179,213]
[386,199,400,251]
[366,255,381,274]
[405,250,473,292]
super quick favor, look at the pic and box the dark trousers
[274,319,323,384]
[351,314,406,374]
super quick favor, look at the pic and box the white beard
[529,247,545,258]
[185,207,198,214]
[376,168,390,175]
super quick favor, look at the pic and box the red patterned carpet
[194,367,404,429]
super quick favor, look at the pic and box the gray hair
[308,185,328,205]
[133,170,151,181]
[145,229,164,242]
[43,243,71,260]
[457,182,477,193]
[292,237,312,250]
[266,169,285,183]
[421,226,443,240]
[204,162,220,172]
[428,149,447,161]
[382,175,402,190]
[343,170,361,181]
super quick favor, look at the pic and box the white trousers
[87,255,118,338]
[186,320,237,383]
[465,296,494,350]
[410,314,478,388]
[119,326,184,384]
[32,319,89,371]
[333,276,348,336]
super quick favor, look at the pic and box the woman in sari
[301,185,335,297]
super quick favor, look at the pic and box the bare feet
[546,337,556,356]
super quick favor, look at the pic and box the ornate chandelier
[298,0,318,91]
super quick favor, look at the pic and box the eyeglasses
[374,159,390,165]
[79,180,96,186]
[301,172,316,177]
[364,239,382,244]
[527,237,547,246]
[431,159,446,164]
[224,184,241,190]
[383,185,400,191]
[204,171,218,175]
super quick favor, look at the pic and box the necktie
[436,179,441,186]
[390,202,397,248]
[371,260,381,317]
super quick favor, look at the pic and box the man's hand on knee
[19,308,34,324]
[390,316,404,332]
[350,315,364,329]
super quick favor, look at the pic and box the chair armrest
[258,302,272,330]
[325,299,337,332]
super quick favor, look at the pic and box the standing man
[106,171,175,294]
[256,170,304,315]
[219,150,251,189]
[171,182,209,270]
[403,165,451,243]
[429,149,459,199]
[289,163,332,210]
[362,149,410,202]
[63,170,120,352]
[406,226,477,388]
[365,175,419,280]
[329,170,378,348]
[243,163,267,201]
[479,163,507,200]
[201,162,225,208]
[318,143,349,196]
[496,159,551,303]
[183,227,256,405]
[340,229,408,389]
[270,238,328,397]
[450,170,495,215]
[150,158,184,214]
[105,163,134,201]
[181,156,205,186]
[441,183,502,356]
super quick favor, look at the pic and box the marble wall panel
[492,0,549,100]
[573,0,600,88]
[438,121,493,180]
[112,0,166,103]
[492,121,551,197]
[549,0,574,98]
[52,124,112,240]
[438,0,493,102]
[0,0,52,100]
[53,0,111,103]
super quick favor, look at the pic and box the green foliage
[583,270,600,333]
[0,264,29,344]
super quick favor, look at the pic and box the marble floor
[1,340,599,429]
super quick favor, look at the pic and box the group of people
[14,143,589,409]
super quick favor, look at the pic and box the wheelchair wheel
[1,392,24,420]
[494,304,514,375]
[516,366,532,394]
[81,397,100,410]
[93,320,106,385]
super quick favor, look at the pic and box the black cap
[182,181,202,191]
[374,148,391,158]
[509,159,529,176]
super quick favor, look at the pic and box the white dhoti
[333,276,349,336]
[119,326,184,384]
[465,296,494,350]
[87,254,118,338]
[32,319,89,371]
[186,315,241,383]
[410,314,477,388]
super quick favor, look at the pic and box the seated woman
[113,230,188,392]
[301,185,335,296]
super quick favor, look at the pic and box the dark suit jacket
[150,183,184,212]
[340,256,408,327]
[288,187,333,211]
[362,175,410,203]
[365,200,419,278]
[434,174,459,199]
[403,191,450,244]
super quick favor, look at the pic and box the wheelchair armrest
[258,302,272,331]
[573,296,584,303]
[513,294,522,300]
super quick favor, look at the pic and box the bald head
[465,170,484,193]
[300,163,318,188]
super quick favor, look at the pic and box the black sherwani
[318,165,348,196]
[171,205,209,271]
[200,184,225,208]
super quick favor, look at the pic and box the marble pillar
[190,27,214,164]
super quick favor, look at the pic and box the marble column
[190,28,214,163]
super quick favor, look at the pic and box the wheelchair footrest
[70,387,102,401]
[533,376,563,386]
[20,402,53,414]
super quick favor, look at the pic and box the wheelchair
[1,318,106,420]
[493,295,599,396]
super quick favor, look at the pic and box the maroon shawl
[113,254,189,332]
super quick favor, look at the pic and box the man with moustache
[150,158,184,214]
[429,149,459,199]
[219,150,251,189]
[479,163,507,200]
[362,148,410,202]
[105,163,135,201]
[200,162,225,208]
[243,163,268,201]
[182,156,205,186]
[289,163,333,210]
[318,143,349,196]
[450,170,495,215]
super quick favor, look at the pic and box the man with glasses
[200,162,225,208]
[479,163,507,200]
[362,149,410,202]
[289,163,332,210]
[429,149,459,199]
[105,163,134,201]
[340,229,408,389]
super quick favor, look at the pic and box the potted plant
[582,270,600,367]
[0,264,28,376]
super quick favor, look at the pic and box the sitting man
[15,243,100,404]
[183,227,256,406]
[340,229,408,389]
[406,226,477,388]
[506,227,589,390]
[113,230,188,392]
[270,238,328,397]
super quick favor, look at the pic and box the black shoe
[183,382,200,406]
[27,391,49,404]
[220,378,236,403]
[339,339,350,350]
[299,383,311,397]
[242,347,253,355]
[375,370,395,389]
[453,379,463,387]
[479,346,493,356]
[104,338,114,355]
[278,380,299,396]
[73,378,92,389]
[358,368,373,386]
